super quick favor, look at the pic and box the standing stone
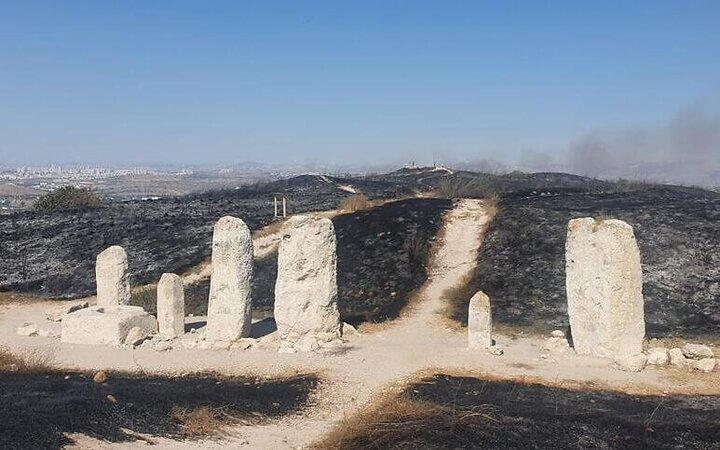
[206,216,254,342]
[96,246,130,308]
[468,291,492,349]
[157,273,185,338]
[566,218,645,360]
[274,216,341,350]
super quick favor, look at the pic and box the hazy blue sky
[1,1,719,167]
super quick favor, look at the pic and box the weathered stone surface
[468,291,492,349]
[693,358,718,373]
[124,326,149,346]
[157,273,185,338]
[206,216,253,342]
[551,330,565,338]
[669,348,688,367]
[61,305,157,346]
[566,218,645,359]
[646,347,670,365]
[274,216,341,350]
[681,343,714,360]
[614,353,648,372]
[96,246,131,308]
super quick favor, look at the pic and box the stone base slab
[61,305,157,346]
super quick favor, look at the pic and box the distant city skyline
[1,1,719,180]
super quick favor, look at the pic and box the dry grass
[0,347,55,373]
[435,178,498,199]
[170,405,229,438]
[312,390,498,449]
[253,217,289,239]
[338,194,373,213]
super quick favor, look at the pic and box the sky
[1,1,719,170]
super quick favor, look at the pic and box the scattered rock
[614,353,647,372]
[16,323,38,337]
[551,330,565,338]
[93,371,108,384]
[154,341,173,352]
[646,347,669,366]
[124,326,149,347]
[669,348,688,367]
[342,322,358,336]
[681,343,714,360]
[693,358,718,373]
[106,394,117,403]
[489,346,504,356]
[543,336,572,354]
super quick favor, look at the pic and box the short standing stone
[274,216,341,350]
[157,273,185,338]
[206,216,254,342]
[96,246,131,308]
[566,218,645,360]
[468,291,492,349]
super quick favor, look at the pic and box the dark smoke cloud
[564,106,720,186]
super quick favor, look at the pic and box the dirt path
[2,198,718,449]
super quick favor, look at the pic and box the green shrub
[34,186,102,212]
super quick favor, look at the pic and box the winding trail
[1,198,718,449]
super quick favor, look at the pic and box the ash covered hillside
[0,174,408,298]
[146,198,451,325]
[452,184,720,339]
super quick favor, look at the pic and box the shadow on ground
[0,370,318,449]
[317,373,720,449]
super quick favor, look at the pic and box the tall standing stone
[566,218,645,359]
[96,246,130,308]
[157,273,185,338]
[468,290,492,349]
[206,216,253,342]
[274,216,341,350]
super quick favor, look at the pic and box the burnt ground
[320,374,720,449]
[0,175,406,299]
[0,369,318,449]
[452,185,720,339]
[140,198,451,325]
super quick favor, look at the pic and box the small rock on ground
[93,371,108,384]
[124,327,150,347]
[681,343,714,360]
[646,347,669,366]
[693,358,718,373]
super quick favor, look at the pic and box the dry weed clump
[170,405,228,438]
[338,194,373,213]
[0,347,54,373]
[314,397,498,449]
[435,178,498,199]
